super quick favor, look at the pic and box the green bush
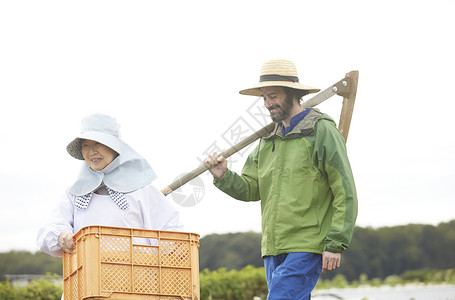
[2,267,455,300]
[444,269,455,284]
[384,275,403,287]
[200,265,267,300]
[19,276,62,300]
[0,275,62,300]
[0,281,19,300]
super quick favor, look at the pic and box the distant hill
[0,251,61,281]
[336,220,455,280]
[199,231,262,271]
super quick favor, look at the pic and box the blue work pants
[264,252,322,300]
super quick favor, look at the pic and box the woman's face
[81,139,118,171]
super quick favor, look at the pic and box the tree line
[198,220,455,281]
[1,220,455,282]
[0,252,61,281]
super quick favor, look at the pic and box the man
[205,60,358,299]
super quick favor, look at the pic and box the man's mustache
[268,105,281,112]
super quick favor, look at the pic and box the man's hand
[58,232,76,254]
[204,152,228,179]
[322,251,341,274]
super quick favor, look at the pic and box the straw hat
[67,114,122,160]
[239,60,320,97]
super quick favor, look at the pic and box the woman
[36,114,182,256]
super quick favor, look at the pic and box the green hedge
[1,267,455,300]
[200,265,268,300]
[0,275,62,300]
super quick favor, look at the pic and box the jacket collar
[263,108,323,140]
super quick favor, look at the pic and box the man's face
[260,86,294,123]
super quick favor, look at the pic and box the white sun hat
[66,114,122,160]
[66,114,157,195]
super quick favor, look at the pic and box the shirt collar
[282,108,312,135]
[75,186,129,210]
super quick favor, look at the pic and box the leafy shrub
[384,275,403,287]
[0,275,62,300]
[200,265,267,300]
[19,276,62,300]
[0,281,19,300]
[3,266,455,300]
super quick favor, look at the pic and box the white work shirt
[36,183,183,257]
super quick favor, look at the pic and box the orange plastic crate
[63,226,200,300]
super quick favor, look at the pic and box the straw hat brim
[240,81,320,97]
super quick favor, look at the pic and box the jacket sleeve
[314,120,358,253]
[213,144,261,202]
[36,191,75,257]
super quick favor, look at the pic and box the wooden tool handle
[161,71,359,196]
[161,123,276,196]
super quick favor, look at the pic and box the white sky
[1,0,454,253]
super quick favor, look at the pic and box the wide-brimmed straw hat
[67,114,122,160]
[239,60,320,97]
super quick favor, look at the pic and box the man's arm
[205,145,261,202]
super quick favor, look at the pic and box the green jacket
[214,109,358,257]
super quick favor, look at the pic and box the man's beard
[268,95,294,123]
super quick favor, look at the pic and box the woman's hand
[58,232,76,254]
